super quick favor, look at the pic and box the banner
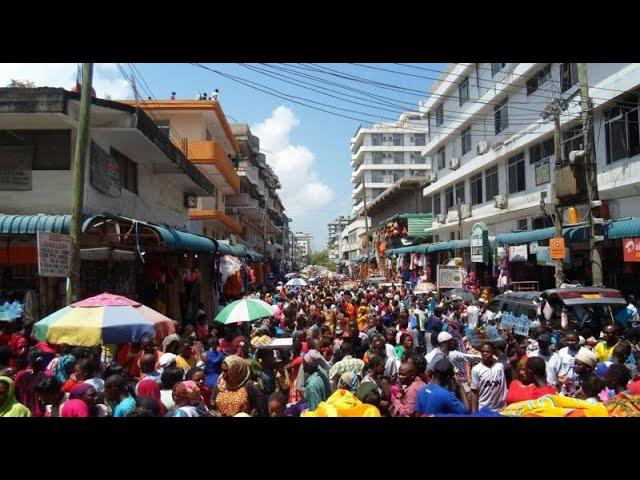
[437,265,464,289]
[508,245,528,262]
[471,222,489,263]
[623,238,640,262]
[536,246,571,267]
[37,231,71,277]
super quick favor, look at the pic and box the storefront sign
[0,146,32,190]
[508,245,528,262]
[470,222,489,263]
[37,231,71,277]
[536,246,571,267]
[437,265,464,289]
[90,141,121,197]
[550,237,566,259]
[623,237,640,262]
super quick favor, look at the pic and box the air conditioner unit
[460,203,472,219]
[476,140,490,155]
[436,213,446,224]
[425,172,437,184]
[494,194,508,209]
[449,156,460,170]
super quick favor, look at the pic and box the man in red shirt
[505,356,556,405]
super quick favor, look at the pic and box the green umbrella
[214,298,275,325]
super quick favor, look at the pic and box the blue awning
[218,243,233,255]
[426,239,471,253]
[605,218,640,240]
[0,214,104,235]
[151,226,216,253]
[386,244,429,256]
[495,227,556,245]
[217,241,247,258]
[245,248,264,262]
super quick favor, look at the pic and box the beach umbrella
[33,293,175,347]
[215,298,275,325]
[285,278,308,287]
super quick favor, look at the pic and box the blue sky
[2,63,446,248]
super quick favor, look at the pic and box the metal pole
[67,63,93,304]
[578,63,603,286]
[362,177,370,277]
[552,114,564,288]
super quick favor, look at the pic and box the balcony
[189,208,244,235]
[186,140,240,194]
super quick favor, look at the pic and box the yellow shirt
[176,355,197,371]
[594,341,615,363]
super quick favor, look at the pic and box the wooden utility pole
[578,63,603,286]
[542,98,568,288]
[67,63,93,304]
[362,177,370,267]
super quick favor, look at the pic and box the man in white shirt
[466,301,480,329]
[480,302,495,325]
[471,343,507,411]
[546,332,591,395]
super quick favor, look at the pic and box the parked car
[488,287,627,336]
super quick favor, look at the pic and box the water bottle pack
[0,300,24,321]
[499,311,531,336]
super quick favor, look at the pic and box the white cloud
[0,63,131,99]
[252,106,335,226]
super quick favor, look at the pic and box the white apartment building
[350,112,430,216]
[419,62,640,240]
[327,215,351,261]
[339,217,369,262]
[294,232,314,264]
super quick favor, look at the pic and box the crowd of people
[2,278,640,417]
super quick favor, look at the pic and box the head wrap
[338,371,360,392]
[69,382,94,399]
[60,399,90,417]
[174,380,205,407]
[54,354,76,383]
[162,334,180,352]
[575,349,597,369]
[218,355,250,392]
[0,376,31,417]
[303,349,327,369]
[137,378,167,416]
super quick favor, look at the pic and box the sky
[1,63,445,249]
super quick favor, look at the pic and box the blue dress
[204,350,225,388]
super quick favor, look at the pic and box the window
[410,152,425,164]
[392,134,404,146]
[393,170,405,182]
[604,104,640,164]
[517,219,528,231]
[494,97,509,134]
[435,104,444,126]
[445,186,454,211]
[424,195,433,213]
[370,188,385,199]
[485,165,499,200]
[508,152,526,194]
[437,147,446,170]
[412,134,426,146]
[455,182,465,204]
[560,63,578,93]
[459,77,469,106]
[526,65,551,96]
[530,139,554,185]
[0,130,71,170]
[461,126,472,155]
[562,125,584,161]
[393,151,405,164]
[156,120,171,138]
[433,193,442,215]
[371,152,384,164]
[111,148,138,194]
[491,63,506,76]
[450,232,457,241]
[470,172,483,205]
[371,133,383,146]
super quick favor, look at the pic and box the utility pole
[456,196,463,258]
[67,63,93,304]
[578,63,603,286]
[542,98,568,288]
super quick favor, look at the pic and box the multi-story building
[350,112,430,216]
[339,218,369,262]
[294,232,314,265]
[327,215,351,262]
[419,63,640,244]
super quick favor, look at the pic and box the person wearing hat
[526,333,553,364]
[302,350,332,411]
[426,331,453,372]
[546,331,592,396]
[415,359,468,416]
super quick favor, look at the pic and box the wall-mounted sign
[90,141,121,197]
[437,265,464,289]
[470,222,489,263]
[37,231,71,277]
[536,246,571,267]
[550,237,566,259]
[623,237,640,262]
[0,146,32,191]
[508,244,528,262]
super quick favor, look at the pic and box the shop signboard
[536,246,571,266]
[37,231,71,277]
[437,265,464,289]
[0,146,32,191]
[550,237,566,260]
[623,238,640,262]
[470,222,489,263]
[508,244,528,262]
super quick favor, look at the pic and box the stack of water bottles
[0,300,23,321]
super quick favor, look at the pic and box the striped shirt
[329,355,365,381]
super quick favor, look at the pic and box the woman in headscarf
[137,378,168,416]
[212,355,267,417]
[60,399,90,417]
[338,371,361,392]
[0,376,31,417]
[202,337,224,389]
[68,382,108,417]
[170,380,207,417]
[13,347,50,417]
[52,350,76,384]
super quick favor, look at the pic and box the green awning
[495,227,556,245]
[384,213,434,238]
[153,226,216,253]
[245,248,264,262]
[217,241,247,258]
[386,243,429,256]
[605,218,640,240]
[426,239,471,253]
[218,243,233,255]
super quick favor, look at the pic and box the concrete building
[327,215,351,262]
[339,218,369,262]
[294,232,314,265]
[418,63,640,244]
[350,112,430,216]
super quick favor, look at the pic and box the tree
[307,250,336,271]
[8,79,36,88]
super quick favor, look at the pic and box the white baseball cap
[437,332,453,344]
